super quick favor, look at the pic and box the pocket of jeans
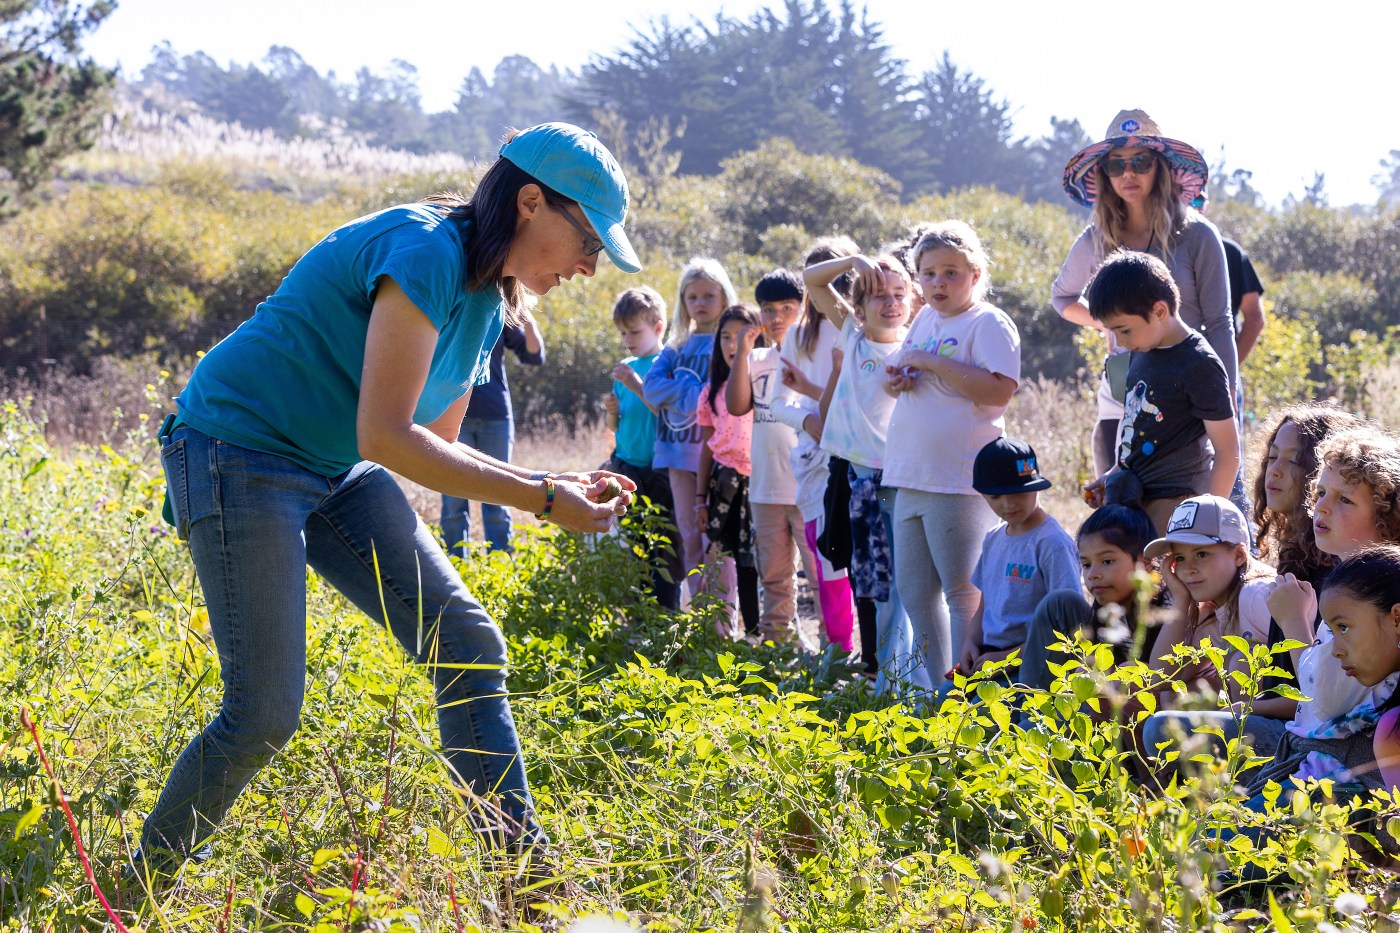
[159,437,191,540]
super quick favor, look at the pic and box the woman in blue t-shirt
[142,123,640,872]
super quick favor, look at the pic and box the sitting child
[953,437,1080,682]
[1020,504,1161,692]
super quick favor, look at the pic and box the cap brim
[972,478,1053,496]
[1144,532,1220,559]
[581,205,641,274]
[1062,135,1209,208]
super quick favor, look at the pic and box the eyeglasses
[1102,153,1158,177]
[548,201,604,257]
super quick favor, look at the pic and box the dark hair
[1321,546,1400,723]
[707,304,764,413]
[795,236,859,360]
[612,285,667,329]
[1078,504,1154,562]
[754,268,804,306]
[1321,544,1400,606]
[420,129,576,323]
[1086,249,1181,322]
[1252,404,1364,583]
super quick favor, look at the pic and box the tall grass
[77,94,476,190]
[5,388,1400,930]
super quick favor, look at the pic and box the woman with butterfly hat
[1051,110,1235,484]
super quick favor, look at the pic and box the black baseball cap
[972,436,1053,496]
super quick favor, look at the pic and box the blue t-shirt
[178,204,505,476]
[613,353,658,468]
[642,333,714,472]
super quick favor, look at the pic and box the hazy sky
[85,0,1399,207]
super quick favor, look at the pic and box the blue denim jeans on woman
[145,424,541,860]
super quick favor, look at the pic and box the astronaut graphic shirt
[1115,330,1234,500]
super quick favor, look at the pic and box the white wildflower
[1333,891,1367,917]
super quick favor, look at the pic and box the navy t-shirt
[1222,237,1265,316]
[464,323,545,422]
[1115,330,1234,500]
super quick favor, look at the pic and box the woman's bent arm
[358,278,617,532]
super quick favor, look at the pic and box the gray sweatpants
[892,488,998,682]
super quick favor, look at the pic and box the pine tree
[0,0,115,207]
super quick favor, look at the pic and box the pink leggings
[805,518,855,651]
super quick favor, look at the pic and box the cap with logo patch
[972,436,1053,496]
[1144,495,1249,558]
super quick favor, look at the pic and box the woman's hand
[550,470,636,514]
[780,360,820,399]
[542,480,629,533]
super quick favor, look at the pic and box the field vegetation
[3,48,1400,931]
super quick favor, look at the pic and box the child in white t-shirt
[805,252,930,693]
[726,269,823,649]
[884,221,1021,686]
[770,237,860,653]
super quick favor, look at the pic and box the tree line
[12,0,1400,207]
[123,0,1109,202]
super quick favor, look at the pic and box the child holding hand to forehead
[804,252,926,690]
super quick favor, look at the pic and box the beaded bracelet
[535,475,556,521]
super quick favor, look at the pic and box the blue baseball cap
[499,122,641,274]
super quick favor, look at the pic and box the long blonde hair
[1089,152,1192,260]
[1183,549,1274,645]
[669,258,738,349]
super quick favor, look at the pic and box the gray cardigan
[1051,217,1237,392]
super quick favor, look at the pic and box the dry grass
[78,96,475,187]
[9,349,1380,547]
[1005,375,1097,532]
[1361,357,1400,432]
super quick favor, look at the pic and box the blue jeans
[441,417,515,555]
[146,425,541,859]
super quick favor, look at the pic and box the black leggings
[856,597,878,675]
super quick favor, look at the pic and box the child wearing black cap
[952,437,1081,682]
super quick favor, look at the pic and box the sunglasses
[1102,153,1158,177]
[548,201,604,257]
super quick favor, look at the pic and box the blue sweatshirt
[642,332,713,472]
